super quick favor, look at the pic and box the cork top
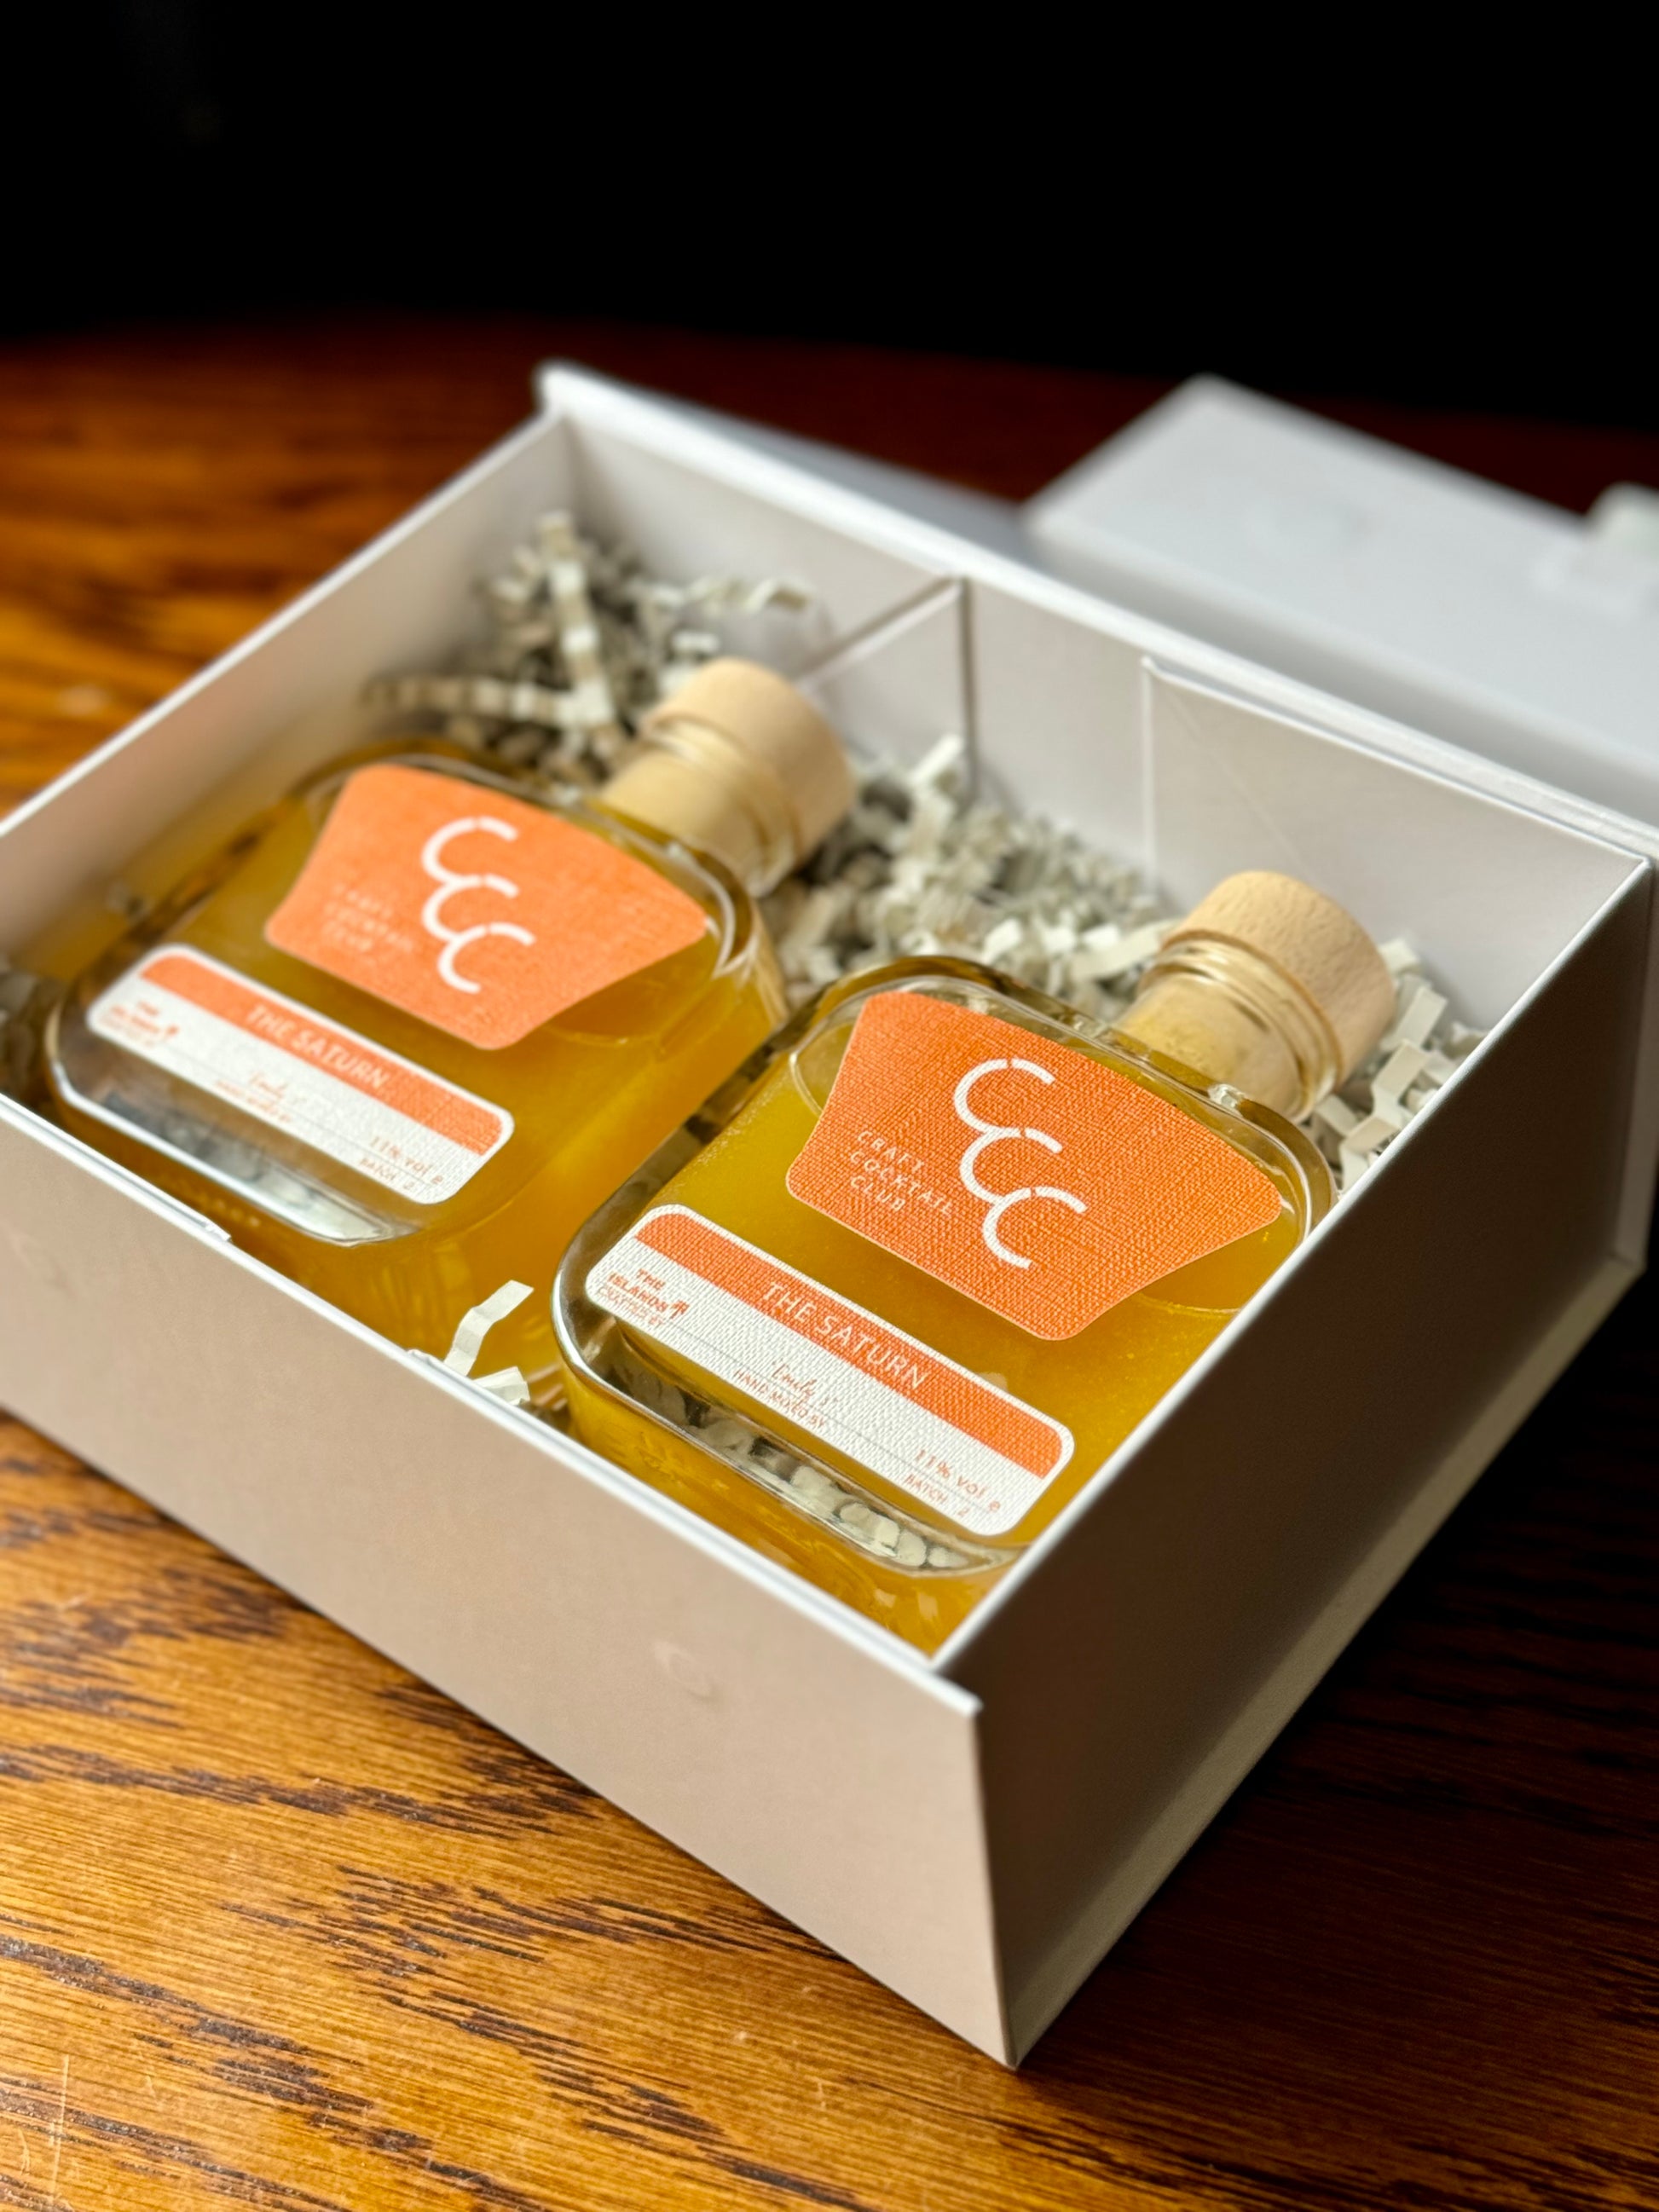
[599,659,854,893]
[1165,870,1395,1080]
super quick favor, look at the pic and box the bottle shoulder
[47,741,779,1179]
[609,953,1327,1361]
[741,957,1330,1219]
[286,738,752,933]
[86,743,760,1027]
[44,737,787,1254]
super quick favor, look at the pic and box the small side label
[88,948,512,1205]
[588,1204,1072,1538]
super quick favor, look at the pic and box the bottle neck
[596,714,800,896]
[1109,933,1341,1119]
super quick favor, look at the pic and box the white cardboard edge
[0,408,568,857]
[0,1083,1013,2055]
[0,1086,952,1684]
[1027,374,1575,535]
[1003,1251,1638,2056]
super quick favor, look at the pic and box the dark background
[7,6,1650,435]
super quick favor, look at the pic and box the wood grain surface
[3,319,1659,2211]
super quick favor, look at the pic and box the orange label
[266,764,708,1050]
[88,948,512,1204]
[635,1207,1066,1477]
[589,1206,1072,1534]
[786,991,1283,1340]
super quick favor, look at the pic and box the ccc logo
[419,817,535,994]
[953,1058,1087,1269]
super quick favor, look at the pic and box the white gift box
[1024,376,1659,824]
[1,369,1655,2065]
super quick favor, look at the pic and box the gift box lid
[1021,377,1659,827]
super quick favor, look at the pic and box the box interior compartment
[0,373,1652,2063]
[1,409,961,985]
[939,563,1652,2048]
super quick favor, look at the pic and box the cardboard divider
[963,575,1152,852]
[569,422,955,679]
[798,578,973,775]
[1141,661,1642,1028]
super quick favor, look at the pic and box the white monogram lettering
[951,1057,1086,1269]
[419,817,535,994]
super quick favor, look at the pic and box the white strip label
[89,948,512,1206]
[588,1206,1072,1537]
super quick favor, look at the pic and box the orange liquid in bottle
[46,741,785,1392]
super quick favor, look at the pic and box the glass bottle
[554,872,1394,1649]
[44,660,854,1396]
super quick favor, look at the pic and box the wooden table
[3,320,1658,2212]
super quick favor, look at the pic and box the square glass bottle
[556,874,1394,1647]
[44,661,854,1395]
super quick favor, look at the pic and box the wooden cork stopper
[1166,870,1395,1080]
[604,659,853,892]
